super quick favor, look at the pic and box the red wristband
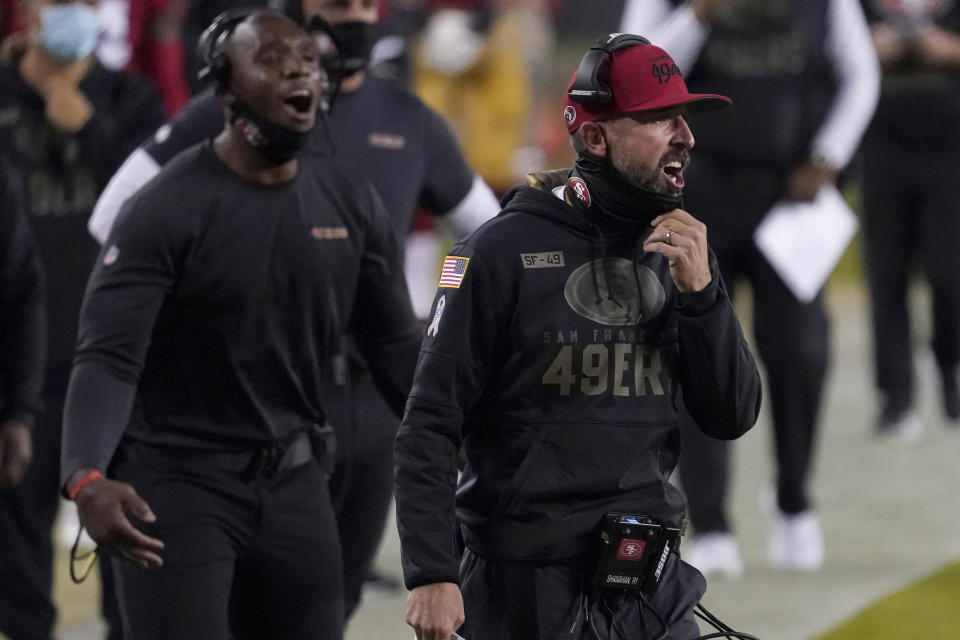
[68,470,104,501]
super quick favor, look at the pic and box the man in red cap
[394,34,762,640]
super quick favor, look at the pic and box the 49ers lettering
[542,343,666,397]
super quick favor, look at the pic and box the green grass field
[817,560,960,640]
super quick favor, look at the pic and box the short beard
[608,137,686,196]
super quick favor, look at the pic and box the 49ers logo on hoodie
[568,177,591,206]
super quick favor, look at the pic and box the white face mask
[41,3,100,61]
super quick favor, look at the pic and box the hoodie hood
[500,170,595,237]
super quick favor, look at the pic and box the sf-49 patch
[520,251,565,268]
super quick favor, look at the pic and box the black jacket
[395,176,761,589]
[0,164,46,427]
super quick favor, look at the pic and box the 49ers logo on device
[616,539,646,560]
[568,177,591,206]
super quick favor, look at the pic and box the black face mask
[568,152,683,232]
[329,21,377,77]
[227,100,313,163]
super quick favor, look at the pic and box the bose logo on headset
[566,33,652,106]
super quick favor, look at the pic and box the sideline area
[30,282,960,640]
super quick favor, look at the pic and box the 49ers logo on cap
[569,177,591,206]
[651,58,681,85]
[563,105,577,126]
[616,539,646,560]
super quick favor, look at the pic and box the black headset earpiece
[567,33,652,106]
[197,8,258,89]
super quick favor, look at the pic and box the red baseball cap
[562,41,731,133]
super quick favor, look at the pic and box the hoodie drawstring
[588,221,625,310]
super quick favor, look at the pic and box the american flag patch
[438,256,470,288]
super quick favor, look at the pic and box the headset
[196,8,258,90]
[567,33,652,107]
[200,4,343,110]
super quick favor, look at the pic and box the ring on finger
[665,230,673,245]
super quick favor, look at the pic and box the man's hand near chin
[405,581,465,640]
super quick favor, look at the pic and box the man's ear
[579,122,608,157]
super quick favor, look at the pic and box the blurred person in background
[95,0,191,115]
[623,0,879,577]
[358,0,421,87]
[0,162,48,640]
[0,0,165,637]
[412,0,536,195]
[405,0,557,312]
[2,0,191,115]
[859,0,960,438]
[87,0,499,620]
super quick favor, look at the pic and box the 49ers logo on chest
[568,177,591,206]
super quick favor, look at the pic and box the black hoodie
[395,174,762,589]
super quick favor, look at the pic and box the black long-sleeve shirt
[0,163,47,427]
[61,144,422,483]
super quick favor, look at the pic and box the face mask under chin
[572,153,683,228]
[227,101,314,163]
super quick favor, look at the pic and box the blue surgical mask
[41,3,100,61]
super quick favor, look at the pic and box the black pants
[109,444,343,640]
[861,137,960,411]
[101,542,124,640]
[0,388,64,640]
[678,161,830,531]
[327,372,399,619]
[458,548,705,639]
